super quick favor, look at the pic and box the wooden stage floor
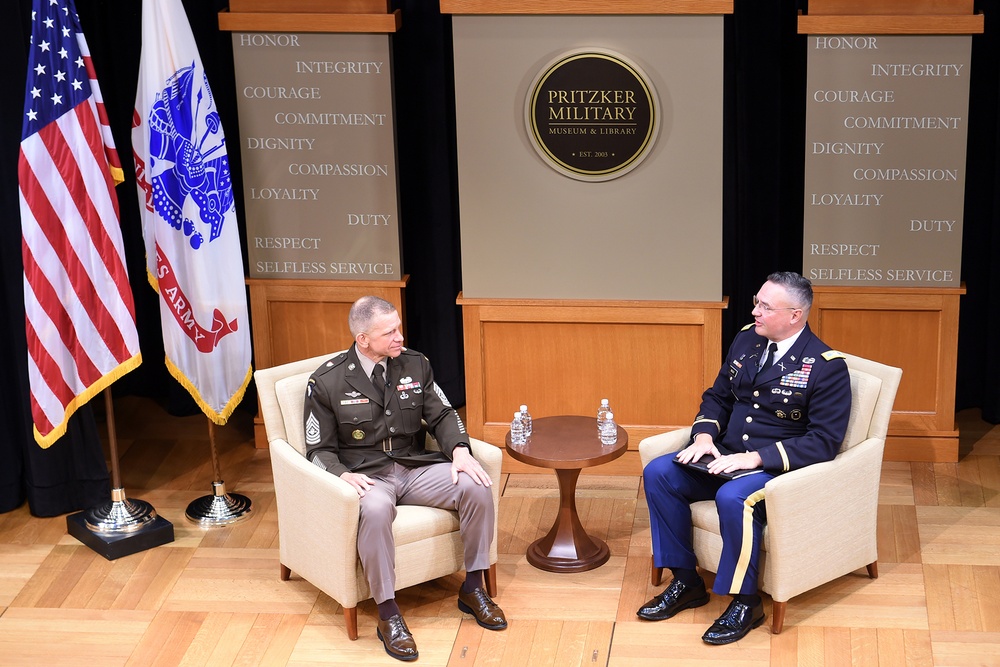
[1,396,998,666]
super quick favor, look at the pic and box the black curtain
[721,0,810,343]
[391,1,466,404]
[958,1,1000,422]
[2,0,999,515]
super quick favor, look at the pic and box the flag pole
[82,389,158,531]
[184,418,253,525]
[67,390,175,559]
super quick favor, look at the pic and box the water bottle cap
[601,399,609,406]
[514,411,521,419]
[520,405,528,411]
[605,412,614,419]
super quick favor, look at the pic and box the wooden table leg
[525,467,611,572]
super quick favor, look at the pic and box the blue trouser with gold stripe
[644,452,775,595]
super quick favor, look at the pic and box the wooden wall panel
[458,296,727,463]
[798,0,982,34]
[815,309,939,414]
[810,286,964,462]
[248,278,407,447]
[480,321,705,428]
[264,301,353,367]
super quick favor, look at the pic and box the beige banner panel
[231,32,402,281]
[452,16,724,301]
[802,34,971,287]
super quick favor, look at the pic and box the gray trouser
[356,461,494,603]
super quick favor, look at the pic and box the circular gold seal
[790,409,803,421]
[525,48,659,182]
[352,429,365,440]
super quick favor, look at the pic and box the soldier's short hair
[349,296,397,337]
[767,271,813,311]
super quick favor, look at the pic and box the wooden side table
[505,415,628,572]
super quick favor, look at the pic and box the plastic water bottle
[600,411,618,446]
[510,411,526,445]
[519,404,532,437]
[597,398,612,429]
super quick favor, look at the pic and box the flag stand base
[67,488,174,560]
[184,480,253,526]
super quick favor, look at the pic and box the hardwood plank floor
[1,396,999,666]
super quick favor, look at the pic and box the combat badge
[352,429,365,440]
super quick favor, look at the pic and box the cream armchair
[639,353,902,634]
[254,351,501,640]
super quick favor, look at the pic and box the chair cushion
[395,505,461,545]
[840,368,881,451]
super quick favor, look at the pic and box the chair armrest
[470,437,502,480]
[269,438,365,603]
[423,433,502,484]
[639,427,692,469]
[469,437,503,562]
[761,437,885,601]
[422,434,502,562]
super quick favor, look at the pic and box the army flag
[19,0,141,447]
[132,0,251,424]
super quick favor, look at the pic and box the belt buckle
[382,437,391,452]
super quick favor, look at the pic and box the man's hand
[340,471,376,497]
[707,450,763,476]
[675,433,721,464]
[451,446,493,486]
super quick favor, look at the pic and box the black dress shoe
[376,614,418,661]
[458,586,508,630]
[701,598,765,645]
[636,577,710,621]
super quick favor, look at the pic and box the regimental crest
[144,62,233,250]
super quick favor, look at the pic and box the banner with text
[232,32,401,281]
[802,35,970,287]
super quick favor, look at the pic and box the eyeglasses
[752,295,800,312]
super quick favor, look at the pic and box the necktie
[371,364,386,390]
[760,342,778,371]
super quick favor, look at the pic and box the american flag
[18,0,141,448]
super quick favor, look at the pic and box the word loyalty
[810,193,884,206]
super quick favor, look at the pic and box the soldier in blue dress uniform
[638,272,852,644]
